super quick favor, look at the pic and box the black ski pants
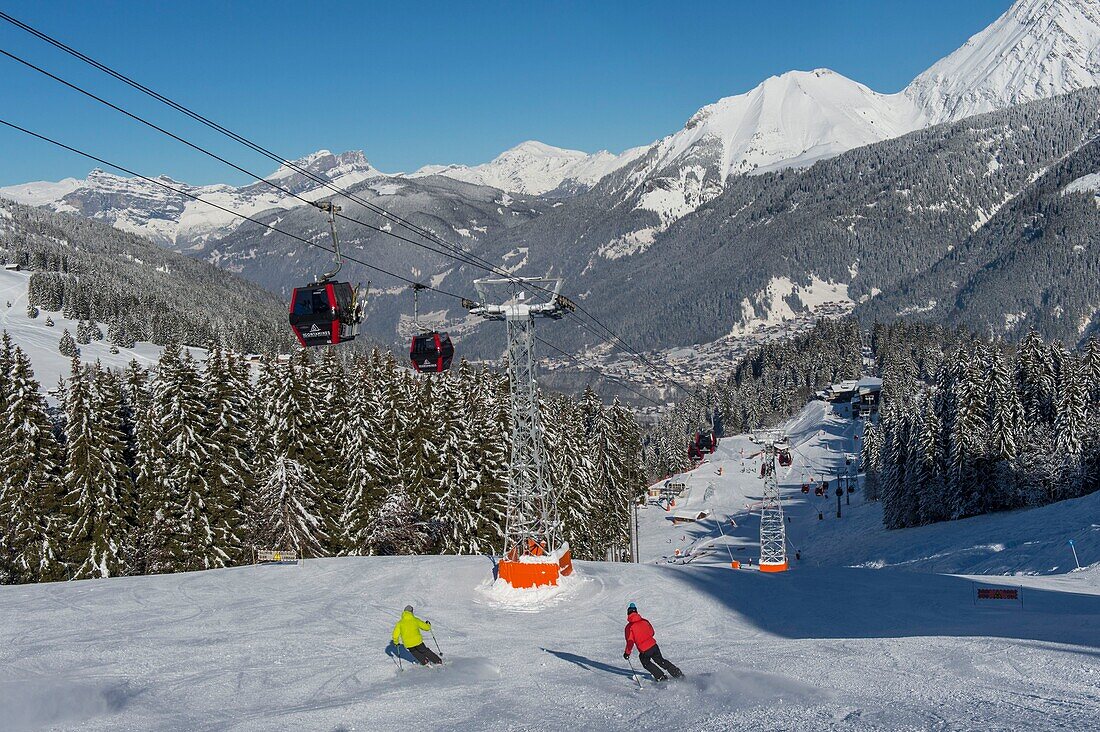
[639,644,681,681]
[408,642,442,665]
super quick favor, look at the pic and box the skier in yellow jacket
[391,605,442,665]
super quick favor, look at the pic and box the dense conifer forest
[863,328,1100,529]
[0,337,644,584]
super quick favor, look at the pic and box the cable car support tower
[750,429,790,572]
[465,277,576,589]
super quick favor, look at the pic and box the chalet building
[820,376,882,421]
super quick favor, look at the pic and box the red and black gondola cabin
[289,282,358,347]
[410,331,454,373]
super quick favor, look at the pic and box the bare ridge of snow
[410,140,648,195]
[905,0,1100,124]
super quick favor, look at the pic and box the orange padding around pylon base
[557,548,573,576]
[759,561,789,573]
[498,560,560,588]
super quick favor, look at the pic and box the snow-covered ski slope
[0,268,201,391]
[2,554,1098,731]
[642,400,1099,577]
[2,402,1099,731]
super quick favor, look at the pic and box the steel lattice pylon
[500,312,561,554]
[753,430,789,572]
[466,278,575,578]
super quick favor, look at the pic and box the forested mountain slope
[0,199,288,353]
[860,130,1100,341]
[496,90,1100,351]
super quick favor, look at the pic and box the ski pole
[390,647,401,672]
[395,643,404,672]
[430,629,445,664]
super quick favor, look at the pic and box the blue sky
[0,0,1012,186]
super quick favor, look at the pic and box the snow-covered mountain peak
[611,67,924,232]
[411,140,645,195]
[663,67,920,177]
[263,149,379,187]
[906,0,1100,124]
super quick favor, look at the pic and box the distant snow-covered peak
[0,149,385,248]
[648,68,922,181]
[411,140,645,195]
[265,149,378,183]
[906,0,1100,124]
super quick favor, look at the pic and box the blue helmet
[627,602,638,614]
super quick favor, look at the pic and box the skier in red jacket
[623,602,683,682]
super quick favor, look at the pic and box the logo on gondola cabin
[305,324,326,338]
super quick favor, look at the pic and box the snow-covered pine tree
[469,365,509,550]
[549,393,599,559]
[1052,347,1087,500]
[0,332,13,415]
[359,485,428,556]
[402,376,441,542]
[601,398,646,560]
[0,347,64,583]
[248,354,281,475]
[1084,336,1100,404]
[257,352,331,557]
[985,347,1024,510]
[58,328,78,357]
[309,348,352,554]
[987,348,1023,462]
[119,360,174,575]
[201,346,253,565]
[154,344,224,570]
[341,355,391,554]
[879,405,911,530]
[1053,347,1087,458]
[420,375,480,554]
[63,358,128,578]
[860,419,882,501]
[107,318,136,349]
[255,456,327,558]
[911,394,946,525]
[1016,330,1055,424]
[945,350,990,519]
[75,320,92,345]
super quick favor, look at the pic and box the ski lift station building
[820,376,882,421]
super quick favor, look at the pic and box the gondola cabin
[693,431,718,455]
[410,331,454,373]
[289,282,359,347]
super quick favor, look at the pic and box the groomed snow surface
[3,403,1099,731]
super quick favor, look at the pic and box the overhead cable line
[0,116,664,404]
[0,46,504,278]
[0,117,468,298]
[0,44,651,371]
[0,12,696,396]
